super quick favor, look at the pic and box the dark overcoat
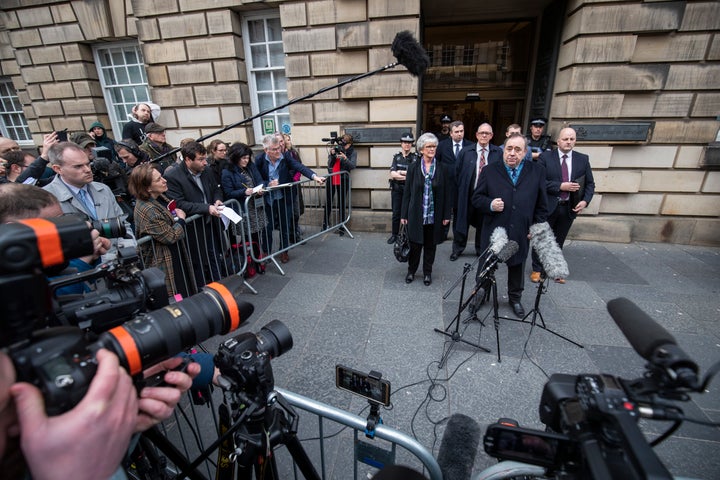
[471,159,548,266]
[454,143,503,236]
[400,159,453,245]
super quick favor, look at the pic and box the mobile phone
[335,364,391,406]
[166,199,177,215]
[56,129,68,142]
[483,423,575,469]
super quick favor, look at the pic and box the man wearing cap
[526,117,553,160]
[450,123,503,261]
[140,122,176,172]
[388,132,419,244]
[435,114,452,142]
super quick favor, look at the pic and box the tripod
[435,258,491,369]
[505,276,583,372]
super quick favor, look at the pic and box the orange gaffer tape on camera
[18,218,65,268]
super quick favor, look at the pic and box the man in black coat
[164,141,226,288]
[436,120,473,175]
[255,134,325,263]
[451,123,503,261]
[472,133,548,317]
[531,127,595,283]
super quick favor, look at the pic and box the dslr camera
[0,215,253,415]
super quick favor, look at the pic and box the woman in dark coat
[221,143,269,257]
[400,133,452,286]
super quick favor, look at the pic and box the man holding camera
[323,133,356,236]
[43,142,136,256]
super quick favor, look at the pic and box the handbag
[393,224,410,263]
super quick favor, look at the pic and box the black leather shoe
[511,302,525,318]
[449,252,460,261]
[387,235,397,245]
[405,273,414,284]
[424,274,432,286]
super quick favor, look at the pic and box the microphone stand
[505,275,584,372]
[435,257,491,369]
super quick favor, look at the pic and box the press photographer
[322,133,356,234]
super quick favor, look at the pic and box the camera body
[485,372,673,479]
[1,217,253,415]
[214,319,293,404]
[321,131,346,156]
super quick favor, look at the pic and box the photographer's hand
[135,357,200,433]
[10,349,138,480]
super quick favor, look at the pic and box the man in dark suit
[436,120,473,171]
[472,133,548,317]
[256,134,325,263]
[164,141,226,288]
[450,123,503,261]
[531,127,595,283]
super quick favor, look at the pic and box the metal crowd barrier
[245,171,353,275]
[135,198,256,297]
[134,384,442,480]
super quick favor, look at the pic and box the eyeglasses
[477,131,492,136]
[267,147,281,152]
[423,145,437,149]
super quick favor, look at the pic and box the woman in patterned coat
[129,163,192,297]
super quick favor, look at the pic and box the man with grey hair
[43,142,135,254]
[256,134,325,263]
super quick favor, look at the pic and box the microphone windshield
[497,240,519,262]
[607,297,676,360]
[437,413,481,480]
[391,31,430,77]
[488,227,508,255]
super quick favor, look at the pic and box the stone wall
[550,0,720,245]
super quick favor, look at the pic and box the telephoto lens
[98,275,254,376]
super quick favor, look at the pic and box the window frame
[0,77,33,147]
[92,41,151,140]
[241,12,290,140]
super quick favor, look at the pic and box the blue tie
[78,189,97,219]
[510,168,518,184]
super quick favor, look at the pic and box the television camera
[483,297,718,480]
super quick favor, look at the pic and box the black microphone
[529,222,568,280]
[477,240,518,280]
[607,297,700,390]
[437,413,481,480]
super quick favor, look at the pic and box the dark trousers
[390,183,404,235]
[531,203,574,272]
[263,198,292,253]
[452,205,483,256]
[323,178,349,228]
[507,261,525,303]
[408,224,437,276]
[186,217,227,288]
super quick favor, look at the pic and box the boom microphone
[437,413,481,480]
[488,227,508,256]
[391,30,430,77]
[529,222,569,280]
[607,297,699,390]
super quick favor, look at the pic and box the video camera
[0,216,254,415]
[483,298,714,479]
[321,131,346,155]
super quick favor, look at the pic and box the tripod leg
[283,433,321,480]
[491,279,502,363]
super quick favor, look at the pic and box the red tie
[561,154,569,200]
[475,148,486,188]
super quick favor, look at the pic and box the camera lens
[99,275,254,375]
[255,319,293,358]
[91,217,127,238]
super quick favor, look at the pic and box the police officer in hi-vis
[388,132,419,244]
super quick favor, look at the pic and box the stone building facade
[0,0,718,245]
